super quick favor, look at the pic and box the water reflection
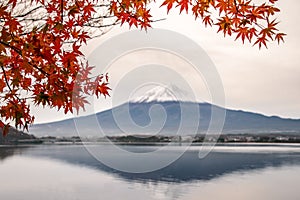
[1,145,300,183]
[0,146,29,161]
[0,145,300,200]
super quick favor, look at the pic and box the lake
[0,144,300,200]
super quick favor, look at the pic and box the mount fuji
[130,84,193,103]
[29,84,300,137]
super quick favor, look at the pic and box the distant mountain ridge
[0,128,36,144]
[29,85,300,137]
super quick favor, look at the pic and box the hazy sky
[32,0,300,123]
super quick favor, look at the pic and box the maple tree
[0,0,285,136]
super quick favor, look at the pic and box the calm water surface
[0,144,300,200]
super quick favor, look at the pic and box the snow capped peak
[130,84,194,103]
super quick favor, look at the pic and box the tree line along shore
[1,130,300,145]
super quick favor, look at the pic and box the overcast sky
[32,0,300,123]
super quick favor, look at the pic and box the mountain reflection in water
[1,144,300,183]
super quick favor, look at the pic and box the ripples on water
[0,144,300,200]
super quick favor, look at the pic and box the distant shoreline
[2,132,300,145]
[2,141,300,146]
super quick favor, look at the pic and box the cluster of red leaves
[0,0,110,136]
[111,0,285,48]
[110,0,152,30]
[173,0,286,48]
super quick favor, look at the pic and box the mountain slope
[29,101,300,137]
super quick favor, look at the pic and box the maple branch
[83,20,119,28]
[93,4,111,8]
[0,65,13,95]
[0,40,51,77]
[18,17,47,22]
[233,0,239,13]
[14,6,43,18]
[151,18,167,23]
[0,40,69,96]
[232,0,265,30]
[90,15,115,20]
[60,0,64,24]
[0,40,22,55]
[1,34,85,97]
[20,24,45,36]
[0,64,23,104]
